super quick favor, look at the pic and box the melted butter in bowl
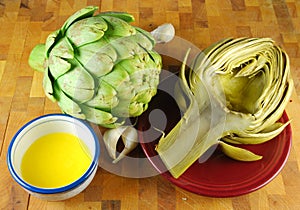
[7,114,100,201]
[21,132,92,188]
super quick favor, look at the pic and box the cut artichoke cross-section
[156,38,293,179]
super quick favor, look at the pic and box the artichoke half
[156,38,293,178]
[29,6,162,128]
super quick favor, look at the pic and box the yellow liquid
[21,132,92,188]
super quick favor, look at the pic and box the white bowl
[7,113,100,201]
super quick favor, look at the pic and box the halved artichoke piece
[156,38,293,179]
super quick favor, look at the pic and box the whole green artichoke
[29,6,162,128]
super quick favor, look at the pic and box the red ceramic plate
[138,80,292,197]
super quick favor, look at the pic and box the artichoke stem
[28,44,46,72]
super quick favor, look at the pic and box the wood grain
[1,0,300,209]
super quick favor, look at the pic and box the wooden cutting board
[1,0,300,209]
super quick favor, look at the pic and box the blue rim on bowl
[6,113,100,194]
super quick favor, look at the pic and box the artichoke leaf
[119,54,149,92]
[54,85,85,119]
[120,52,151,75]
[223,121,290,144]
[48,55,72,79]
[101,65,135,100]
[120,52,160,104]
[260,79,292,128]
[28,44,46,72]
[219,141,262,161]
[248,74,293,133]
[50,37,74,59]
[108,36,146,60]
[84,53,114,77]
[135,27,156,46]
[81,104,119,126]
[120,52,161,93]
[101,15,136,37]
[48,37,74,79]
[77,40,117,77]
[133,31,155,50]
[43,68,56,102]
[99,12,135,23]
[66,16,108,47]
[128,101,147,116]
[133,89,157,104]
[111,99,136,117]
[57,66,95,103]
[147,51,163,66]
[61,6,98,32]
[45,30,61,57]
[85,80,119,110]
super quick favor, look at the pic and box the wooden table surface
[1,0,300,209]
